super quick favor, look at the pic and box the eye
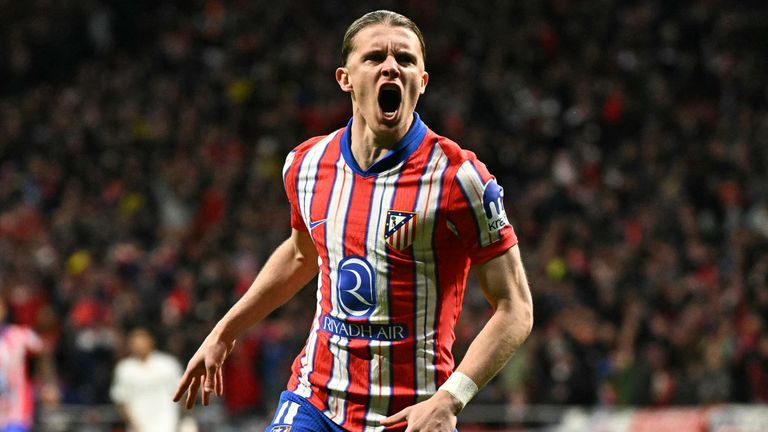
[364,52,386,63]
[396,53,416,65]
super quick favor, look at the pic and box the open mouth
[378,86,401,118]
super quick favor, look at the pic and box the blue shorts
[265,391,347,432]
[1,424,30,432]
[265,391,459,432]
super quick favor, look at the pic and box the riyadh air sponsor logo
[482,179,508,232]
[321,314,408,341]
[384,210,417,250]
[337,256,376,318]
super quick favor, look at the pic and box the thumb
[380,406,410,426]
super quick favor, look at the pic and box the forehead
[351,24,422,55]
[129,330,152,342]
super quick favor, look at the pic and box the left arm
[448,244,533,390]
[382,245,533,431]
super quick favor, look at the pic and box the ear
[419,71,429,95]
[336,67,353,93]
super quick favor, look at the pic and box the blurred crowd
[1,0,767,422]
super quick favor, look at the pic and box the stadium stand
[1,0,766,429]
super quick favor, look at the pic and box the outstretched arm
[173,228,319,408]
[382,244,533,431]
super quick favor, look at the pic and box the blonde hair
[341,10,426,65]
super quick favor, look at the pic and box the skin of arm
[173,228,319,408]
[381,244,533,431]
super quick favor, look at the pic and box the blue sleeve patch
[482,179,509,232]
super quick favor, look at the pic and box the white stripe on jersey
[273,401,290,423]
[412,143,449,400]
[282,151,296,182]
[296,131,338,230]
[455,160,501,246]
[323,158,356,424]
[363,166,403,431]
[292,131,339,399]
[283,402,301,424]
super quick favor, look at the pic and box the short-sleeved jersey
[281,113,517,431]
[110,351,183,432]
[0,325,42,428]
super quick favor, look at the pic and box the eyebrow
[360,46,419,61]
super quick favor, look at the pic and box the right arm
[173,228,318,408]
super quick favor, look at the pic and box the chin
[374,116,408,134]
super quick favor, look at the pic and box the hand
[380,390,462,432]
[172,335,235,409]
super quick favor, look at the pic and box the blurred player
[174,10,533,432]
[0,297,43,432]
[111,328,183,432]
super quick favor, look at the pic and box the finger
[172,372,192,402]
[186,376,201,410]
[380,407,410,426]
[216,365,224,396]
[202,379,211,406]
[204,363,218,393]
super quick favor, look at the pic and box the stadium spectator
[110,327,183,432]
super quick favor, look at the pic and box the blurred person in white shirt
[110,328,183,432]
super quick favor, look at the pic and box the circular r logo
[337,256,376,318]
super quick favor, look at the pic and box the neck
[350,108,413,171]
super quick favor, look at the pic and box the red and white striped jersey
[0,325,42,428]
[281,113,517,431]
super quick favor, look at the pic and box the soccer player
[174,10,533,432]
[0,298,43,432]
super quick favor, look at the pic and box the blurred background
[1,0,767,431]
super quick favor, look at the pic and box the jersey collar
[340,112,427,177]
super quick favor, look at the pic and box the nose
[381,55,399,78]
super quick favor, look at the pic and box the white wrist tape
[439,372,479,408]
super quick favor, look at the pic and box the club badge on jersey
[384,210,418,250]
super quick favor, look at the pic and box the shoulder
[152,352,182,368]
[430,132,482,169]
[115,357,138,374]
[2,325,40,345]
[291,135,330,155]
[283,129,343,178]
[428,131,498,195]
[287,129,343,161]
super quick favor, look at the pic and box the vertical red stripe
[431,156,467,387]
[340,174,376,428]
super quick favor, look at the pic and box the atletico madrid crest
[385,210,418,250]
